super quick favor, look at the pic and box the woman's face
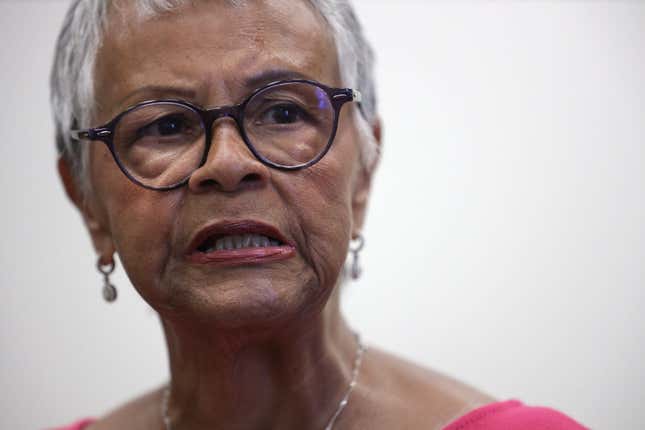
[77,0,372,328]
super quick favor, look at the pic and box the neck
[159,290,362,430]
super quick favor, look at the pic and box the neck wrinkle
[159,286,359,430]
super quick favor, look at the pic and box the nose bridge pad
[206,104,241,122]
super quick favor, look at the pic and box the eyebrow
[242,69,315,90]
[116,86,198,109]
[117,69,316,109]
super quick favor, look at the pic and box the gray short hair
[50,0,379,195]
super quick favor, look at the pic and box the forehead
[94,0,340,118]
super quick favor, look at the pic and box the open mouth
[186,220,295,266]
[197,233,284,253]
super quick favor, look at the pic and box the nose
[187,118,270,193]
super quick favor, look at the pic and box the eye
[261,103,307,125]
[138,113,191,138]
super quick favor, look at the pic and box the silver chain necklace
[161,333,367,430]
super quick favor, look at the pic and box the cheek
[91,145,181,298]
[112,196,179,294]
[284,129,360,287]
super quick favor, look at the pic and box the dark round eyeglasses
[71,79,362,191]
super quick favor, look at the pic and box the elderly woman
[51,1,587,429]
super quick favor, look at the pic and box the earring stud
[349,234,365,280]
[97,259,117,303]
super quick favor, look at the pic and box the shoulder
[443,399,588,430]
[82,386,165,430]
[353,346,497,429]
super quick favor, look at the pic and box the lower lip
[186,246,296,266]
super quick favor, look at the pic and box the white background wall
[1,1,643,428]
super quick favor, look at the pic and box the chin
[156,266,329,331]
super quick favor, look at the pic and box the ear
[58,157,115,263]
[351,118,382,238]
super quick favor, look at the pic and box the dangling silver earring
[97,259,117,303]
[349,234,365,280]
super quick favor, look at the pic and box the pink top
[443,400,588,429]
[50,418,95,430]
[51,400,588,429]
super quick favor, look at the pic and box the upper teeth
[206,234,280,252]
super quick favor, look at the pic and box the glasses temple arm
[70,129,90,141]
[70,128,112,141]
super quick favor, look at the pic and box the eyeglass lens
[111,82,336,189]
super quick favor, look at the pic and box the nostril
[195,173,264,192]
[242,173,263,183]
[198,178,219,189]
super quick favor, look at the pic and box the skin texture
[59,1,495,428]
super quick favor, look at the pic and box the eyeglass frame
[70,79,363,191]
